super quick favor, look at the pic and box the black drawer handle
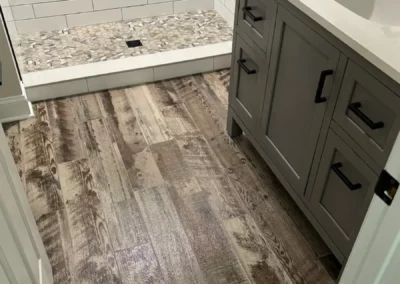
[314,70,334,103]
[237,59,257,75]
[331,163,362,191]
[242,7,263,22]
[348,102,384,130]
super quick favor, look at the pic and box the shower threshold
[12,10,232,102]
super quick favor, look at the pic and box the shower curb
[22,41,232,102]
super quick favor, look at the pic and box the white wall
[1,0,214,34]
[214,0,235,26]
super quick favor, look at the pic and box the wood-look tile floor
[5,70,341,284]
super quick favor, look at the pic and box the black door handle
[331,163,362,191]
[315,70,334,103]
[348,102,384,130]
[237,59,257,75]
[242,7,263,22]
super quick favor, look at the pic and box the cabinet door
[229,33,268,132]
[258,6,340,195]
[310,130,378,258]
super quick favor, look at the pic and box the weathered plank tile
[36,210,71,284]
[196,176,246,220]
[115,243,164,284]
[97,90,148,155]
[3,121,20,137]
[144,82,198,136]
[46,99,85,163]
[81,118,131,203]
[135,186,206,284]
[97,90,164,191]
[193,74,228,123]
[108,198,150,251]
[209,133,247,172]
[169,76,200,101]
[224,214,294,284]
[126,86,173,145]
[229,164,334,283]
[175,134,222,177]
[202,70,230,107]
[177,79,224,142]
[168,187,249,284]
[21,103,63,220]
[145,81,181,110]
[58,159,121,284]
[236,136,331,257]
[151,140,191,184]
[161,103,198,136]
[7,134,24,185]
[71,93,103,123]
[119,145,164,191]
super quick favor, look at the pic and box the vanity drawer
[333,60,400,166]
[310,130,378,258]
[229,33,268,132]
[238,0,277,52]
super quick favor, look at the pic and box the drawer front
[333,60,400,166]
[229,33,268,132]
[310,130,378,258]
[238,0,277,52]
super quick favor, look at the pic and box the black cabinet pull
[314,70,334,103]
[331,163,362,191]
[242,7,263,22]
[348,102,384,130]
[237,59,257,75]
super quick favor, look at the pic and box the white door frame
[0,7,33,123]
[340,131,400,284]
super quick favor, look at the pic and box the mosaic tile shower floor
[11,10,233,73]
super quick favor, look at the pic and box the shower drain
[126,40,143,48]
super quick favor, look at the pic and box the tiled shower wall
[214,0,235,26]
[1,0,214,34]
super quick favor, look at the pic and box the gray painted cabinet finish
[229,33,269,133]
[228,0,400,263]
[333,60,400,167]
[238,0,277,52]
[310,130,378,257]
[258,6,340,195]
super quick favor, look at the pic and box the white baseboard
[0,86,34,123]
[23,42,233,102]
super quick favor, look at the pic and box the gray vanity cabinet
[258,6,340,195]
[310,130,378,257]
[229,0,400,263]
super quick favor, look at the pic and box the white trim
[23,42,232,102]
[23,42,232,86]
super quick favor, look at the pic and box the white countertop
[287,0,400,85]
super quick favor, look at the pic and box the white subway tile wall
[1,0,217,34]
[214,0,235,26]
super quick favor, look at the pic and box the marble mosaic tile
[11,10,233,73]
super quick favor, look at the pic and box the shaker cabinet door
[229,33,268,132]
[310,130,378,258]
[258,6,340,195]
